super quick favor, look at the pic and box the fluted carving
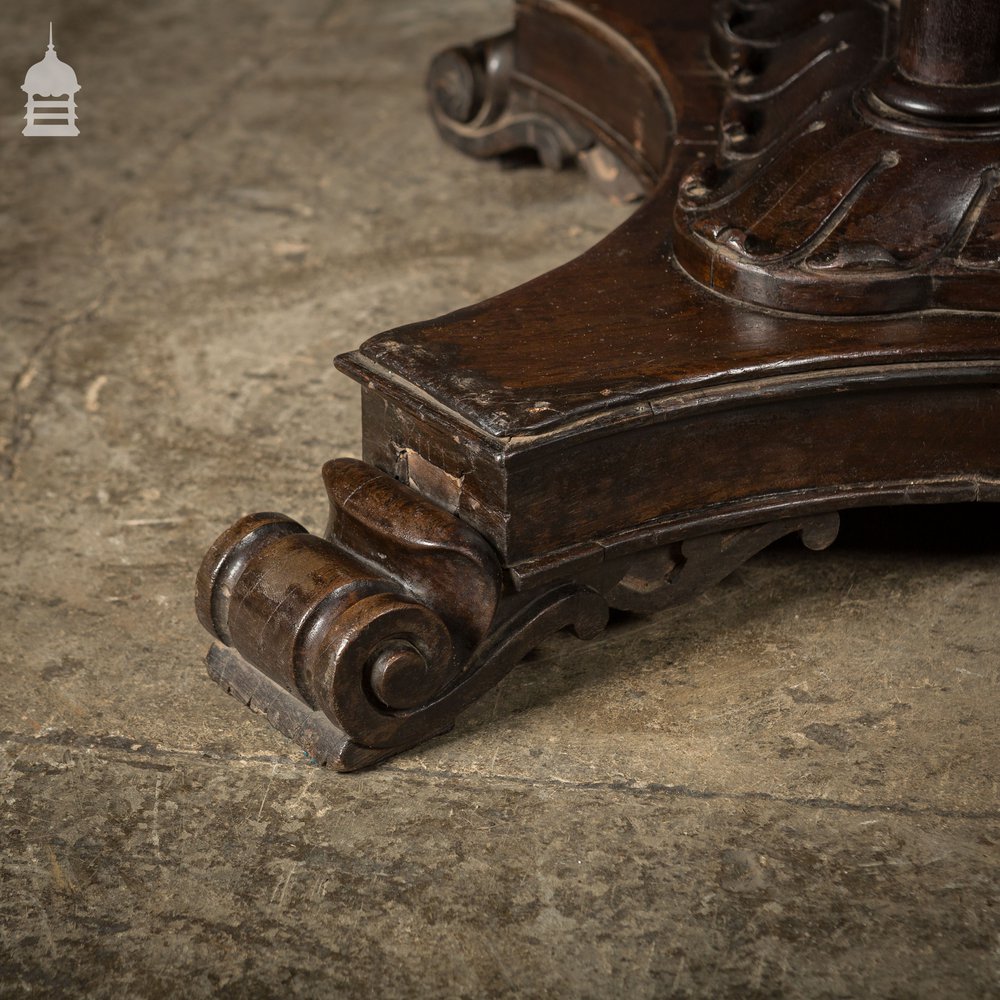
[675,0,1000,314]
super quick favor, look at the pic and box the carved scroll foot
[427,29,646,202]
[196,460,839,770]
[205,644,448,770]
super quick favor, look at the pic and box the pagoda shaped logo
[22,24,81,137]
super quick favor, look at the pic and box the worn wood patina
[196,0,1000,769]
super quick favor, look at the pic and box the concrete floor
[2,2,998,997]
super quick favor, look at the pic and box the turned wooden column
[877,0,1000,120]
[898,0,1000,87]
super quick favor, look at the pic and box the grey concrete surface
[1,2,998,997]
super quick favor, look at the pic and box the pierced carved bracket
[196,461,838,770]
[602,514,840,614]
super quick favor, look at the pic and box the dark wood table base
[195,0,1000,770]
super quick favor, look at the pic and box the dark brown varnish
[196,0,1000,770]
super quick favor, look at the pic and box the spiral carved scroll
[196,461,843,770]
[195,462,612,763]
[195,464,504,756]
[196,477,610,765]
[427,31,584,171]
[426,29,645,201]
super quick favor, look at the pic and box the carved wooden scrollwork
[197,462,608,766]
[427,27,645,201]
[195,0,1000,769]
[197,461,499,763]
[427,31,586,171]
[675,0,1000,314]
[197,461,840,770]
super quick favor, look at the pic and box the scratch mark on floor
[151,774,163,860]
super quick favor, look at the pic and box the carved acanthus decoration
[675,0,1000,314]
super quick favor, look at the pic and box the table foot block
[196,459,842,769]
